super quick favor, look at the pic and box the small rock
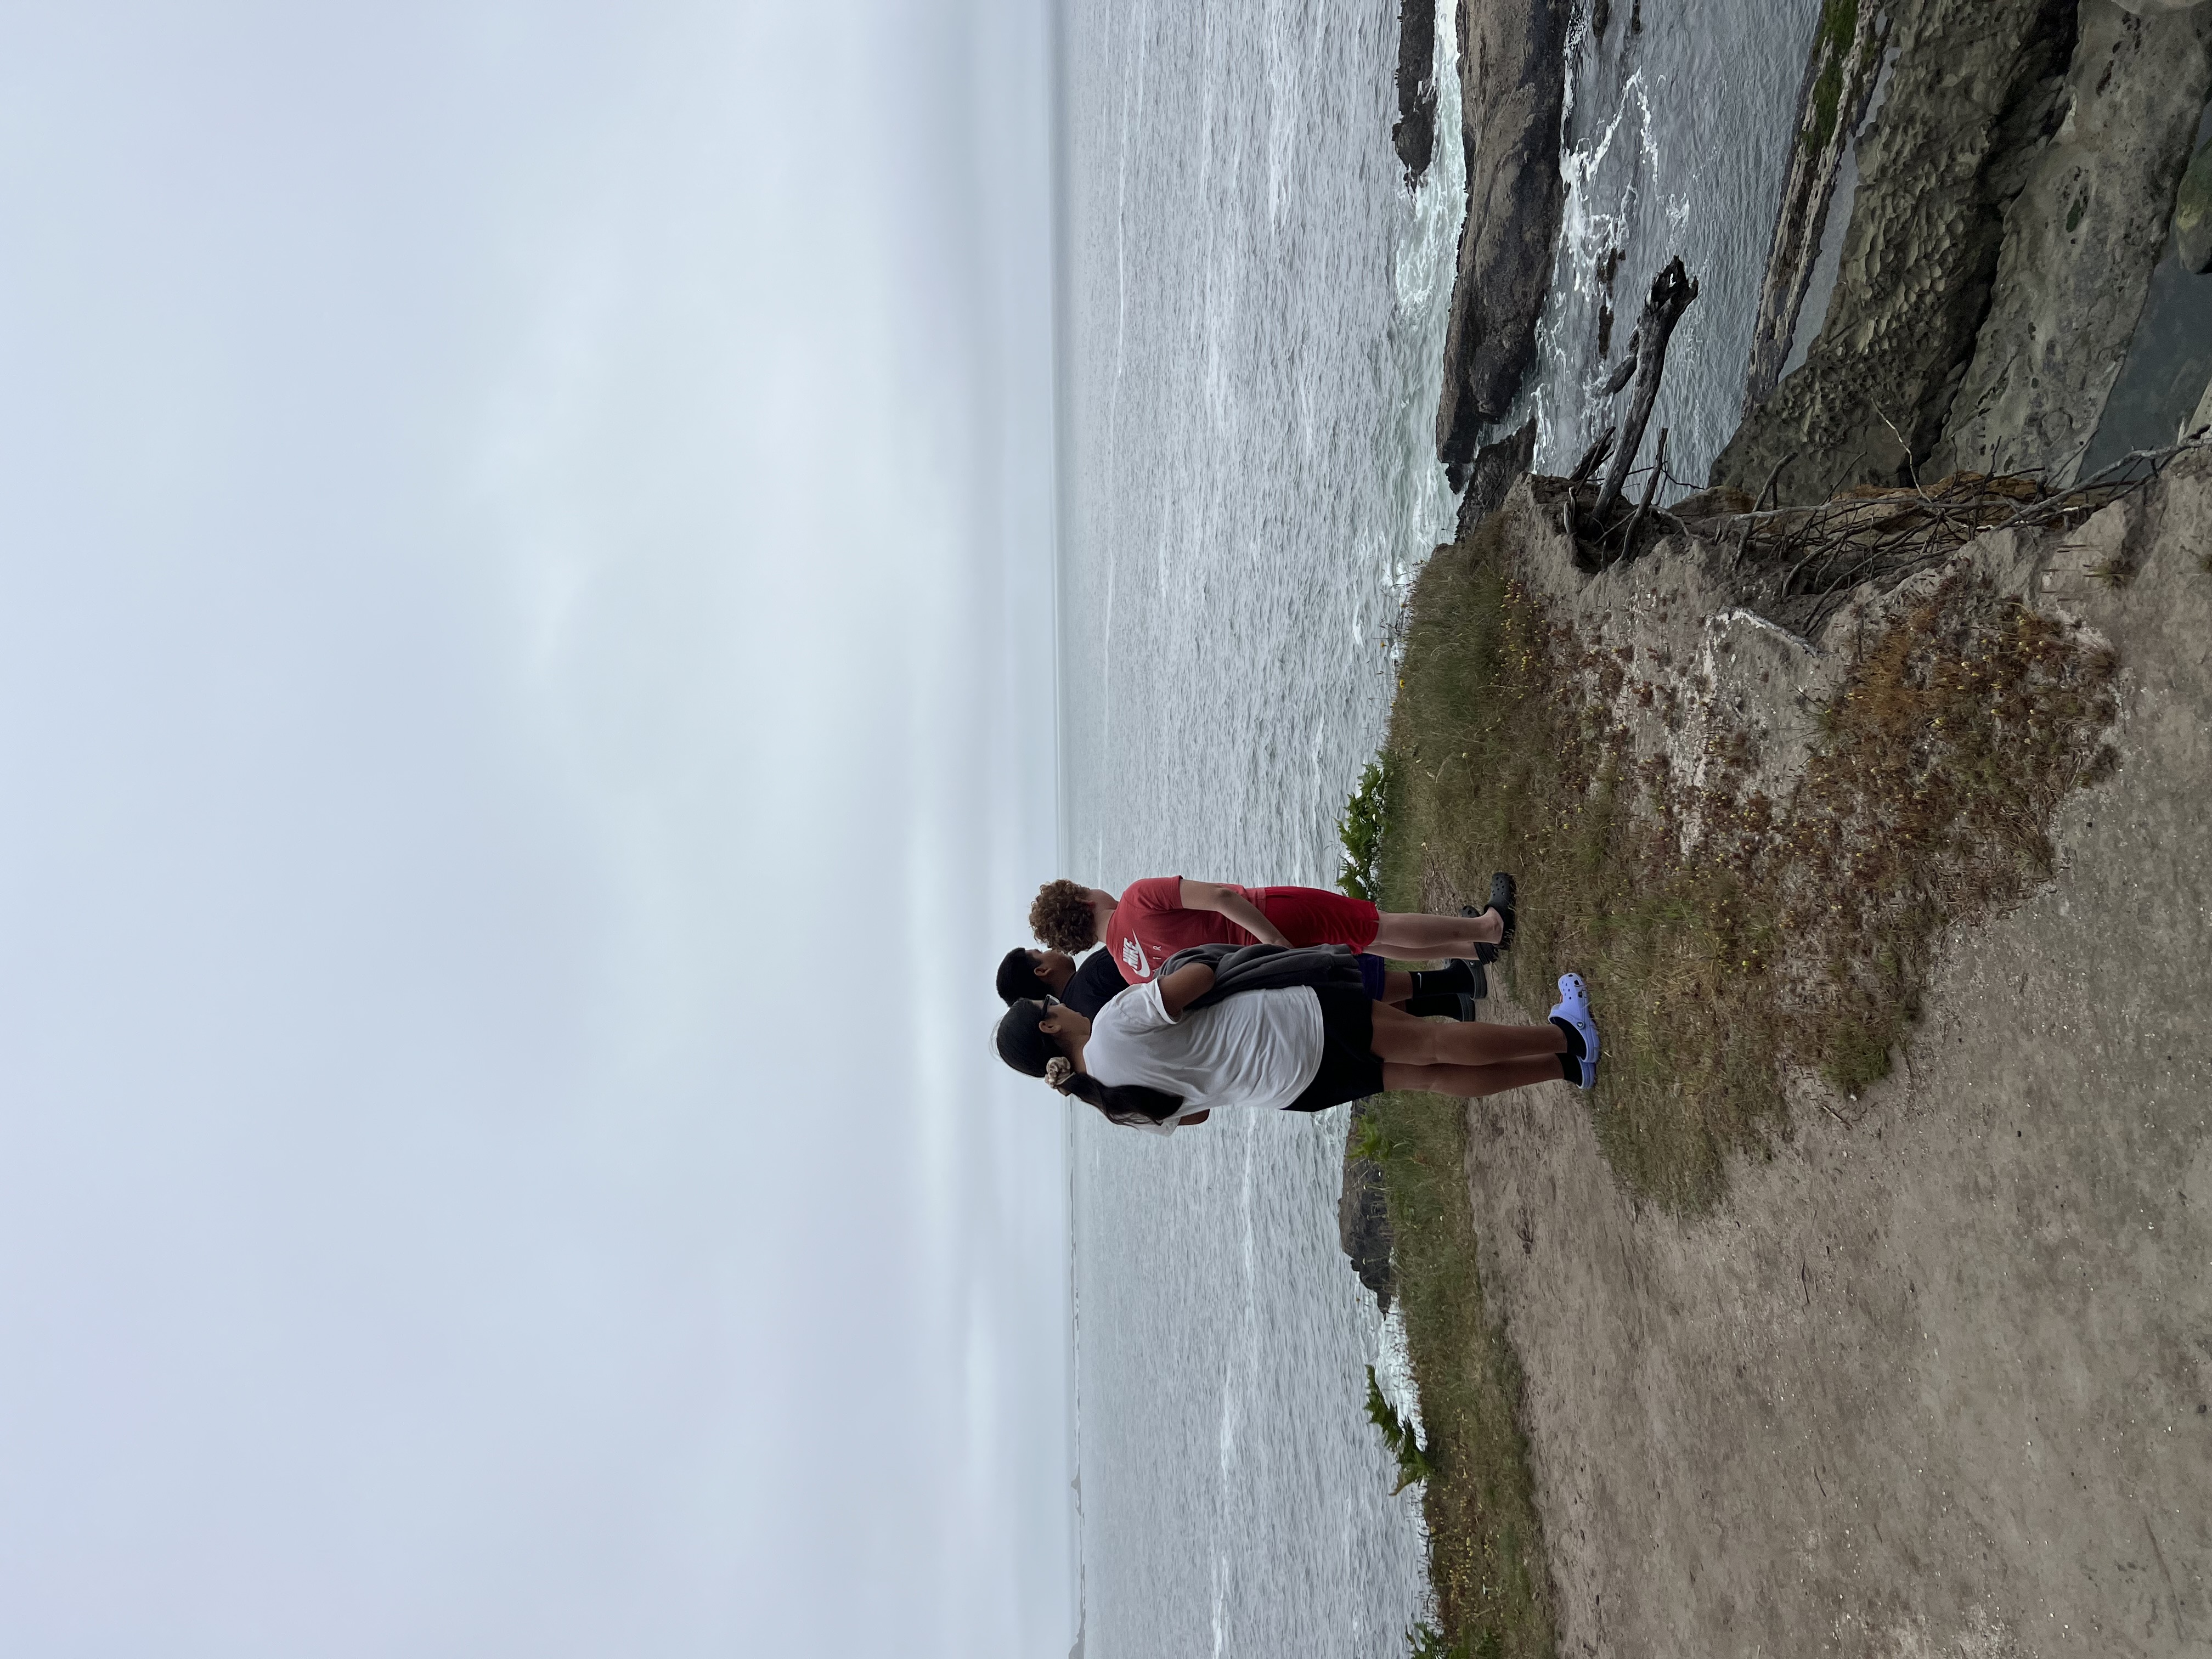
[1671,484,1759,523]
[1455,418,1539,540]
[1339,1106,1396,1313]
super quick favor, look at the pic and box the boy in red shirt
[1026,874,1515,988]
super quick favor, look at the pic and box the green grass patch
[1802,0,1860,154]
[1364,1087,1556,1659]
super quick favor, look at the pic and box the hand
[1183,880,1289,949]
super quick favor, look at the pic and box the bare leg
[1370,910,1503,958]
[1380,969,1414,1005]
[1368,1000,1564,1065]
[1381,1057,1563,1099]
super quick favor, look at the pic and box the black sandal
[1488,872,1517,952]
[1461,875,1517,956]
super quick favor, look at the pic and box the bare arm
[1177,1110,1211,1126]
[1178,879,1288,947]
[1156,961,1217,1019]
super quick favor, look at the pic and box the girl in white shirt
[995,957,1599,1132]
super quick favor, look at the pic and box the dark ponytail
[994,998,1184,1128]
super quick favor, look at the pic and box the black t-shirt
[1061,949,1130,1019]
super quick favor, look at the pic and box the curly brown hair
[1029,879,1101,953]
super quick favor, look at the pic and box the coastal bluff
[1381,454,2212,1657]
[1372,5,2212,1653]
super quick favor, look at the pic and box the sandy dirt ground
[1462,461,2212,1657]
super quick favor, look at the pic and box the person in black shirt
[995,945,1483,1021]
[994,946,1128,1018]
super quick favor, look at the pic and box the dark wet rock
[1339,1107,1396,1313]
[1454,417,1538,539]
[1711,0,2082,504]
[1434,0,1570,466]
[1392,0,1438,183]
[1934,1,2212,484]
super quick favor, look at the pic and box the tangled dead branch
[1543,431,2211,635]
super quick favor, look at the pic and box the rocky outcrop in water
[1339,1106,1396,1313]
[1933,2,2212,484]
[1434,0,1569,468]
[1711,0,2082,503]
[1454,416,1538,539]
[1392,0,1438,184]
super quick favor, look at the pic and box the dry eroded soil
[1462,467,2212,1657]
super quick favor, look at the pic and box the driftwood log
[1568,426,1616,487]
[1620,426,1669,559]
[1593,258,1700,525]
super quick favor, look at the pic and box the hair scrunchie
[1044,1057,1075,1090]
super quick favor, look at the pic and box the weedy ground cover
[1358,1091,1555,1659]
[1379,512,2117,1207]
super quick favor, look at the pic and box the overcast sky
[0,3,1067,1654]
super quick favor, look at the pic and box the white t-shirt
[1083,981,1327,1133]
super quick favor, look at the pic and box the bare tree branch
[1593,258,1699,523]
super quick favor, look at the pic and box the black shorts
[1286,985,1385,1113]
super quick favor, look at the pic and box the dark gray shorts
[1286,985,1385,1113]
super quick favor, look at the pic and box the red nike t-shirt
[1104,878,1385,983]
[1105,877,1257,983]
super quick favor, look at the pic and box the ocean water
[1520,0,1826,488]
[1054,4,1816,1654]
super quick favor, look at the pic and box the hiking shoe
[1548,972,1599,1090]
